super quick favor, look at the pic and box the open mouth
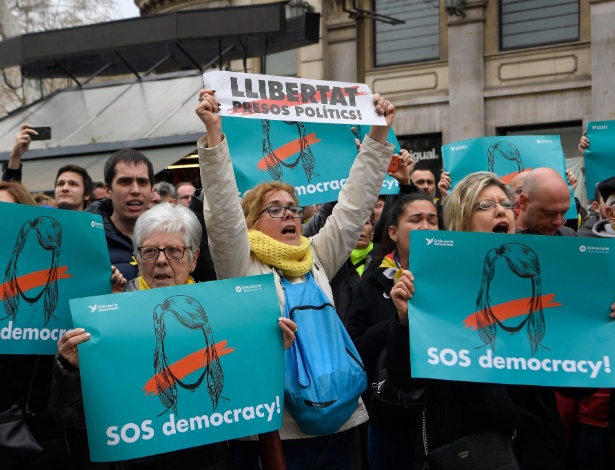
[492,221,510,233]
[154,274,173,281]
[127,201,143,208]
[281,226,296,235]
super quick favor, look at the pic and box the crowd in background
[2,92,615,470]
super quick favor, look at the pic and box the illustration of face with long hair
[153,295,224,415]
[475,243,545,354]
[3,217,62,325]
[262,119,316,182]
[487,141,524,175]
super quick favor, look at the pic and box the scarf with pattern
[379,250,403,282]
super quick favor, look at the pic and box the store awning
[0,3,319,80]
[0,2,320,192]
[0,73,209,192]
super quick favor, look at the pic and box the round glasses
[258,205,304,219]
[138,246,189,261]
[474,200,515,211]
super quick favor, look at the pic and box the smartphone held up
[387,155,399,173]
[30,126,52,141]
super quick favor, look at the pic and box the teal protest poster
[0,203,110,355]
[408,231,615,387]
[584,121,615,201]
[224,117,401,206]
[70,274,284,462]
[442,136,576,219]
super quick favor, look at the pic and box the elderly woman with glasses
[195,88,397,469]
[50,203,297,468]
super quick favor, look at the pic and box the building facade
[122,1,615,202]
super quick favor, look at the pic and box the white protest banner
[202,71,387,126]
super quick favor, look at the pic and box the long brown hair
[0,181,36,206]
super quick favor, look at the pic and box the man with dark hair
[91,181,107,200]
[54,164,93,211]
[103,148,155,187]
[175,182,196,207]
[86,149,153,279]
[410,166,436,198]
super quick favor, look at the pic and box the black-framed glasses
[474,200,515,211]
[138,246,189,261]
[258,205,304,219]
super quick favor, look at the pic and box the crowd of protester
[2,93,615,470]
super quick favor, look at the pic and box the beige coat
[199,133,393,439]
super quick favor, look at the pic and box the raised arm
[2,124,36,182]
[311,94,396,278]
[195,90,251,280]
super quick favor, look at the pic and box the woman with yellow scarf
[196,88,397,469]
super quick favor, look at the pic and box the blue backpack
[281,272,367,435]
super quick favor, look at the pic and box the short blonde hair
[32,192,58,207]
[242,181,298,227]
[443,171,512,232]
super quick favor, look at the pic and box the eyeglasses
[258,205,304,219]
[138,246,189,261]
[474,200,515,211]
[512,187,523,196]
[177,195,192,201]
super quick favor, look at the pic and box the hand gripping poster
[0,203,110,355]
[408,231,615,388]
[583,120,615,201]
[442,136,576,220]
[223,118,401,206]
[70,274,284,462]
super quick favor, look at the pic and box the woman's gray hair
[133,203,202,262]
[154,182,177,199]
[443,171,513,232]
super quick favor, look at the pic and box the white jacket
[198,132,394,439]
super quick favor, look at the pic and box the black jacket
[386,319,568,469]
[188,189,217,282]
[346,267,420,434]
[1,354,69,469]
[330,247,374,324]
[85,199,138,280]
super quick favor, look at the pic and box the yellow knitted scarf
[137,275,195,290]
[248,229,313,277]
